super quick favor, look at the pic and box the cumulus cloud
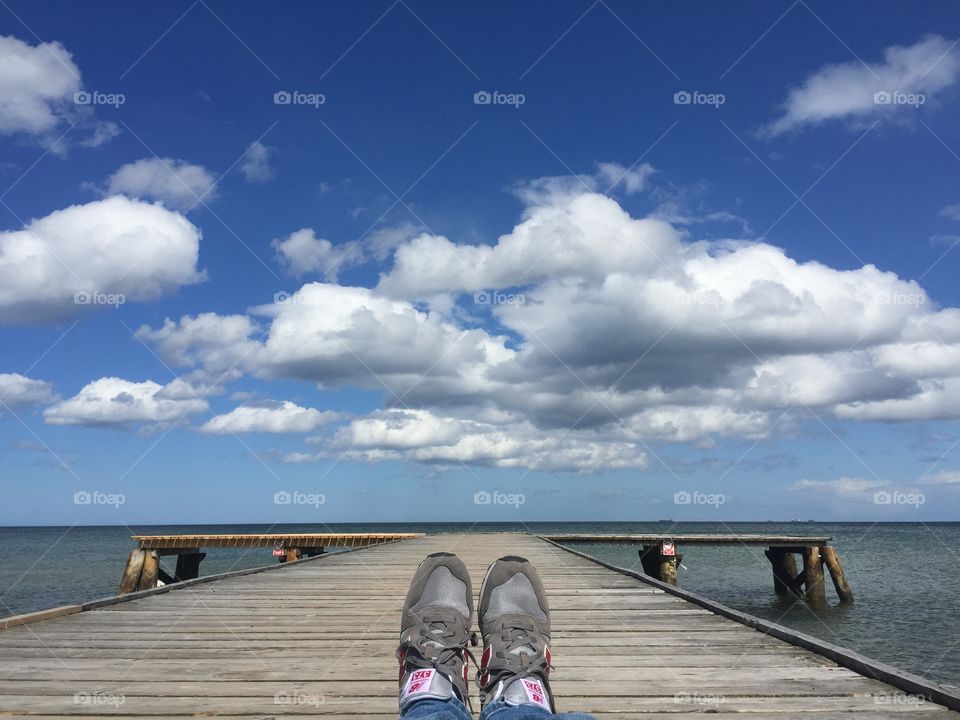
[272,228,364,279]
[764,35,960,136]
[0,34,119,152]
[0,196,205,325]
[0,373,56,408]
[44,377,208,428]
[594,162,655,194]
[201,400,340,434]
[135,181,960,471]
[0,35,79,137]
[104,158,217,210]
[240,140,275,182]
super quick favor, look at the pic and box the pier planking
[0,532,957,718]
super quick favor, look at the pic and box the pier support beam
[765,548,800,596]
[118,549,146,595]
[138,551,159,592]
[802,546,826,606]
[175,552,206,581]
[639,544,681,586]
[821,545,854,604]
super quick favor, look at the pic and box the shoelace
[478,619,555,706]
[398,614,479,712]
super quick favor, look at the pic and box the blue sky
[2,0,960,525]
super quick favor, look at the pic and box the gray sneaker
[477,555,555,712]
[398,552,474,711]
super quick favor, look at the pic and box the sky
[2,0,960,525]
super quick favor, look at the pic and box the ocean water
[1,522,958,689]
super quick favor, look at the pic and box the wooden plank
[0,532,956,718]
[0,604,81,630]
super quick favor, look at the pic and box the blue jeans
[401,696,596,720]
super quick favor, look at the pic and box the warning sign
[661,540,676,556]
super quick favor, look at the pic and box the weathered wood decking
[1,532,958,717]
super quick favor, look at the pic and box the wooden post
[281,548,302,563]
[659,556,678,585]
[802,546,826,605]
[137,551,159,591]
[118,549,146,595]
[638,545,679,585]
[821,545,853,604]
[765,548,799,595]
[175,552,205,581]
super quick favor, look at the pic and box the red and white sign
[661,540,676,556]
[272,541,285,557]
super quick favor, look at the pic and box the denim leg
[400,696,473,720]
[479,700,596,720]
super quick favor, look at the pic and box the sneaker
[477,555,555,712]
[397,552,474,712]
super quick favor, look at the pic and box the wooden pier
[546,533,854,604]
[1,532,958,717]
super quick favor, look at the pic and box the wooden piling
[765,548,799,596]
[802,546,826,605]
[174,552,205,581]
[137,551,159,591]
[118,549,146,595]
[820,545,853,603]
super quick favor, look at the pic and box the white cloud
[940,203,960,221]
[919,470,960,486]
[0,373,56,408]
[240,140,274,183]
[136,180,960,470]
[272,228,364,280]
[789,477,887,497]
[0,35,119,153]
[595,162,654,194]
[201,400,339,434]
[105,158,217,210]
[0,35,79,137]
[318,408,647,472]
[765,35,960,135]
[44,377,208,428]
[0,196,205,325]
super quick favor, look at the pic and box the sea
[1,521,958,689]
